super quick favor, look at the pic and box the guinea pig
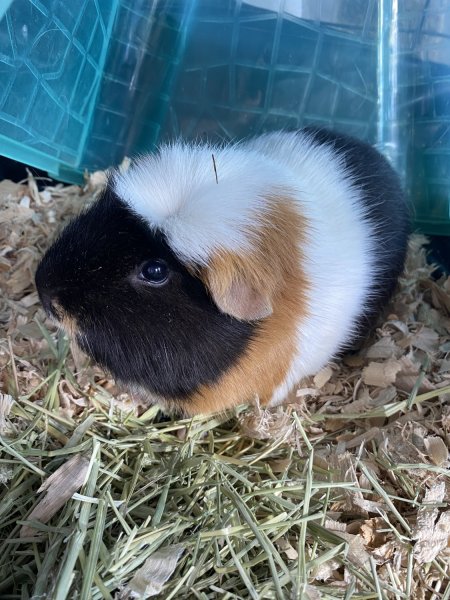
[35,128,410,416]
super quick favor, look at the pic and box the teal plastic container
[0,0,450,234]
[0,0,195,182]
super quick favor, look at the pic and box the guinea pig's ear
[202,256,274,321]
[211,277,273,321]
[196,195,303,321]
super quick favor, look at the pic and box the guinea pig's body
[35,128,410,415]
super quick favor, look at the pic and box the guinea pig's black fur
[35,188,256,399]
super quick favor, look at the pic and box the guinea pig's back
[300,127,410,344]
[303,126,410,307]
[245,129,410,404]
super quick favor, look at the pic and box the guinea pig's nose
[38,288,59,320]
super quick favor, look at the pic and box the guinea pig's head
[35,143,304,414]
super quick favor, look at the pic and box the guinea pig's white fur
[113,131,389,408]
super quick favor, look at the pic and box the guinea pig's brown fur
[186,196,309,414]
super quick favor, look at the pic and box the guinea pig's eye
[140,259,169,285]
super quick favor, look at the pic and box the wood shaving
[313,366,333,389]
[275,537,299,560]
[413,483,450,564]
[123,545,185,598]
[20,453,90,538]
[239,401,294,440]
[424,436,449,466]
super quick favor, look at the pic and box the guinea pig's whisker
[211,154,218,184]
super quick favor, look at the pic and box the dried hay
[0,174,450,599]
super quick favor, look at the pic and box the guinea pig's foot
[153,410,172,424]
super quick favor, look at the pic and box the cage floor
[1,174,450,599]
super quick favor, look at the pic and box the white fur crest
[113,143,292,265]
